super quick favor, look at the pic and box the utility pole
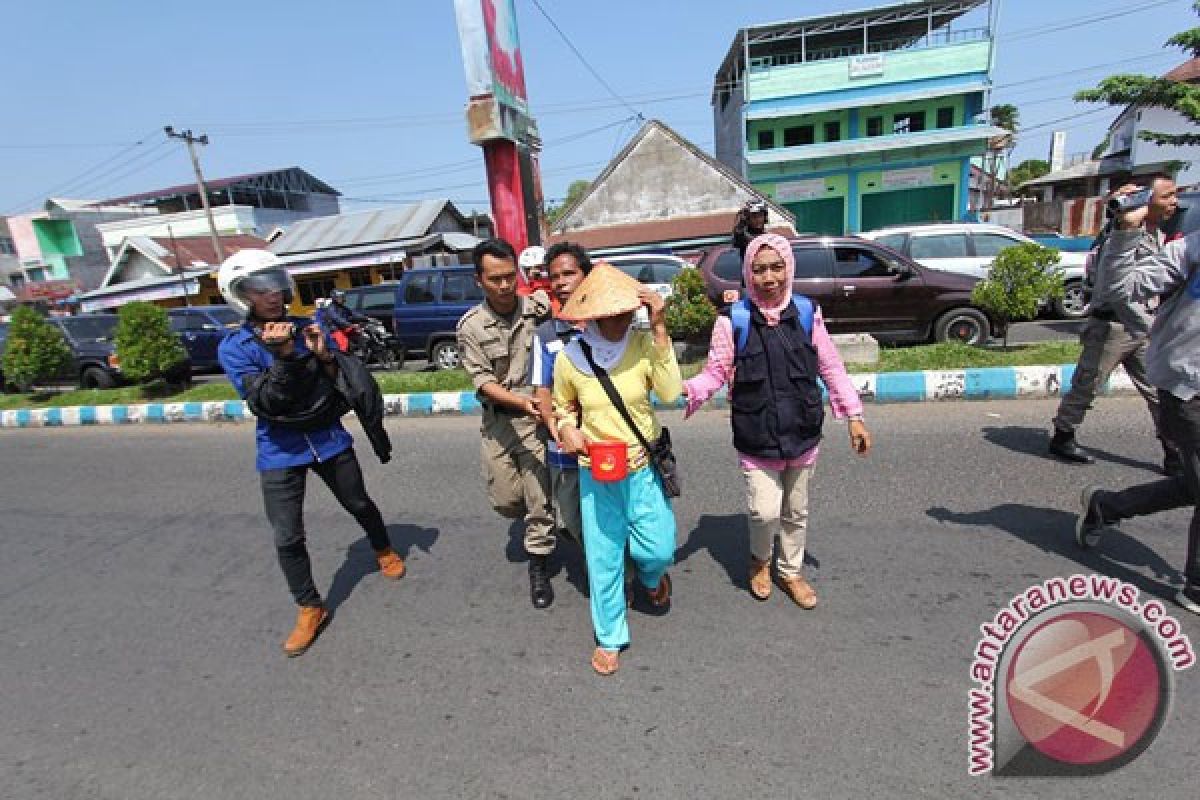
[164,126,224,263]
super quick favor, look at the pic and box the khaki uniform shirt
[457,291,551,449]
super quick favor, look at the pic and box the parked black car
[341,267,483,369]
[167,305,242,372]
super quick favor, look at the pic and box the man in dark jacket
[732,198,769,259]
[321,289,372,352]
[217,250,404,657]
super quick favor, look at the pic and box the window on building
[866,116,883,137]
[833,247,893,278]
[0,237,14,255]
[348,269,373,287]
[757,129,776,150]
[403,274,437,304]
[297,277,337,306]
[893,111,926,134]
[784,125,815,147]
[936,106,955,129]
[823,121,841,142]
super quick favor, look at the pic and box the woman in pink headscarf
[683,233,871,608]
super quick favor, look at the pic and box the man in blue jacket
[217,250,405,657]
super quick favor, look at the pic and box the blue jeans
[580,466,675,650]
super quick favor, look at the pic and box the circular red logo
[1005,611,1164,767]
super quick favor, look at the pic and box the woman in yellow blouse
[552,264,682,675]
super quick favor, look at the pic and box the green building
[713,0,1007,234]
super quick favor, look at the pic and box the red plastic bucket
[588,441,628,482]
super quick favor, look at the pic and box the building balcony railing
[749,27,989,71]
[745,122,1009,166]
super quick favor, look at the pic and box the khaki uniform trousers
[742,465,814,579]
[1053,318,1164,438]
[481,410,555,555]
[550,464,584,547]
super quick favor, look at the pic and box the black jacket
[244,348,391,464]
[245,351,350,433]
[331,350,392,464]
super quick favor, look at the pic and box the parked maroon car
[694,236,1003,345]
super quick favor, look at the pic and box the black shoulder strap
[579,340,654,454]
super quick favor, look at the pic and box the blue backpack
[730,294,815,354]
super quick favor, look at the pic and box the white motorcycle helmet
[518,245,546,271]
[217,249,296,317]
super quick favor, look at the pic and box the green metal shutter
[784,198,845,236]
[860,186,955,231]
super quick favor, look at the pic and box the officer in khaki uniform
[457,238,557,608]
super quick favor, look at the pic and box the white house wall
[1133,107,1200,187]
[559,127,754,230]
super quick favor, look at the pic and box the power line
[334,116,635,187]
[1001,0,1182,42]
[526,0,644,120]
[3,129,164,214]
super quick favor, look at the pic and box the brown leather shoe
[778,575,818,610]
[283,605,329,657]
[748,557,772,601]
[375,547,406,580]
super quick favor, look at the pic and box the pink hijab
[743,233,795,326]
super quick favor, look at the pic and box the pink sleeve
[683,316,735,418]
[812,309,864,420]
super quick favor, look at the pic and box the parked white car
[600,253,690,327]
[859,223,1089,318]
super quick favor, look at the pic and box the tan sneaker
[778,575,818,610]
[748,557,772,601]
[283,605,329,657]
[376,547,406,580]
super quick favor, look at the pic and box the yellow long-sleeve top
[552,331,682,471]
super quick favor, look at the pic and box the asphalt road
[2,397,1196,799]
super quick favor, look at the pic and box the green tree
[1075,2,1200,147]
[664,267,717,340]
[114,302,187,383]
[971,243,1064,350]
[545,180,591,227]
[1,306,72,391]
[1008,159,1050,189]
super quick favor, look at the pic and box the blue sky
[0,0,1191,217]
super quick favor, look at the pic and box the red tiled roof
[546,213,796,252]
[147,234,266,270]
[1164,58,1200,83]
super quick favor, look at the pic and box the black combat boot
[1049,428,1094,464]
[1162,442,1184,478]
[529,554,554,609]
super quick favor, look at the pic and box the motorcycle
[344,319,406,371]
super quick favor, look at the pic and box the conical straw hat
[558,262,643,321]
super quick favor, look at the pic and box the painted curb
[0,364,1139,430]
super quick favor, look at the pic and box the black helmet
[742,198,768,215]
